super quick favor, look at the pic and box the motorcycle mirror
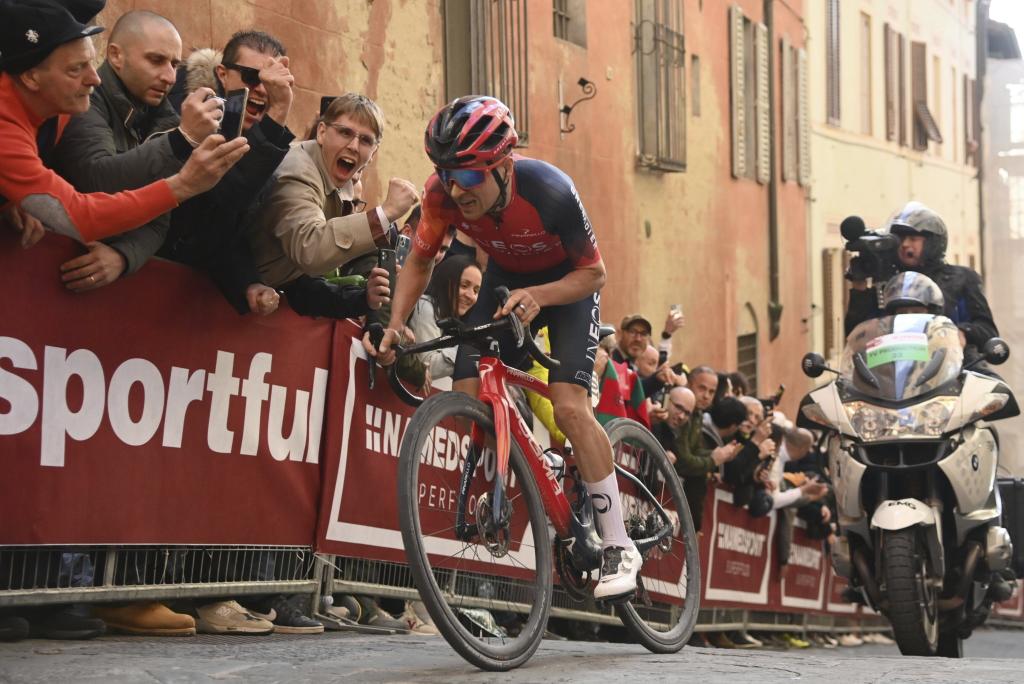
[982,337,1011,366]
[801,352,829,378]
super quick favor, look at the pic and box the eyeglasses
[221,62,261,88]
[325,123,379,149]
[669,402,693,417]
[623,327,650,337]
[436,167,489,189]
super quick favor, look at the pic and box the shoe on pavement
[401,601,439,635]
[708,631,737,648]
[594,545,642,601]
[196,601,273,635]
[262,596,323,634]
[332,595,362,623]
[0,615,30,642]
[92,602,194,636]
[821,633,840,648]
[837,633,864,647]
[780,632,810,649]
[27,605,105,640]
[687,632,711,648]
[728,631,762,648]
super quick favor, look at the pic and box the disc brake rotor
[475,493,512,558]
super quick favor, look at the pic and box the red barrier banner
[703,487,776,605]
[778,519,826,611]
[316,331,540,578]
[0,235,330,544]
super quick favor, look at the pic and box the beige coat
[249,139,389,286]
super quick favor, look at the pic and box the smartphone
[320,95,339,117]
[395,234,412,266]
[670,303,683,317]
[219,88,249,140]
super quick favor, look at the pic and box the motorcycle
[798,312,1020,657]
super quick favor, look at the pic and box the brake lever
[494,286,526,349]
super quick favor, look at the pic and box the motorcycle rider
[844,202,998,360]
[875,271,1016,606]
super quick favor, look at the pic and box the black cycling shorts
[452,261,600,391]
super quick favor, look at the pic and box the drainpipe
[766,0,782,340]
[976,0,990,284]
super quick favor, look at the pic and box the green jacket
[52,62,189,273]
[672,408,716,478]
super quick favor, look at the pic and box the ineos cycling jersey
[414,155,601,273]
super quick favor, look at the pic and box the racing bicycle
[367,287,699,671]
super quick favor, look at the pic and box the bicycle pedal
[597,591,635,607]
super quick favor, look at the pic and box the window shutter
[797,47,810,186]
[755,21,770,184]
[781,37,795,182]
[883,23,896,141]
[730,4,746,179]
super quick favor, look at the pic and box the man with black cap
[0,0,249,249]
[844,201,998,359]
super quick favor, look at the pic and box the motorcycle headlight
[846,403,898,441]
[844,397,957,440]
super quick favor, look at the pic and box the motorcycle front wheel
[883,528,939,656]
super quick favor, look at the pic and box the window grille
[634,0,686,171]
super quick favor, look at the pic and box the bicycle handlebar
[366,286,562,407]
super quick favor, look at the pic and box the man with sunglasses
[367,95,644,602]
[158,30,296,316]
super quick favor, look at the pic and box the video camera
[841,215,900,284]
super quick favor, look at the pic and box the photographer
[843,202,998,358]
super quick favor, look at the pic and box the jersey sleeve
[544,167,600,268]
[0,124,178,243]
[412,175,448,260]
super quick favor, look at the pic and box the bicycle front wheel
[397,391,552,671]
[604,417,700,653]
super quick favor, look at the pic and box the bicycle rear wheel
[603,417,700,653]
[397,391,552,671]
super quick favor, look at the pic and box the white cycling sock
[586,471,635,549]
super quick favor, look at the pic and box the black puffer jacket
[845,263,998,355]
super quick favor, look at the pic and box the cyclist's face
[443,159,511,220]
[456,265,482,317]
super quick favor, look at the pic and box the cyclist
[365,95,641,601]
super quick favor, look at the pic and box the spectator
[753,428,828,514]
[728,370,750,397]
[651,386,696,466]
[701,396,747,450]
[50,10,221,291]
[722,395,776,514]
[404,254,482,386]
[613,308,683,400]
[159,30,298,316]
[0,0,248,249]
[664,366,741,531]
[247,92,412,318]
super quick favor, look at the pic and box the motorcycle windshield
[840,314,963,402]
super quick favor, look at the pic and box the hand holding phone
[218,88,249,141]
[395,234,412,266]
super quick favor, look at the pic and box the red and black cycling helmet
[425,95,518,170]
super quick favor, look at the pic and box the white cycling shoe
[593,545,642,601]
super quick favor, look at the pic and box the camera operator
[843,202,998,358]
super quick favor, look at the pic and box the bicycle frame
[470,354,574,537]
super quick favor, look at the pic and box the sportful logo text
[0,336,327,468]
